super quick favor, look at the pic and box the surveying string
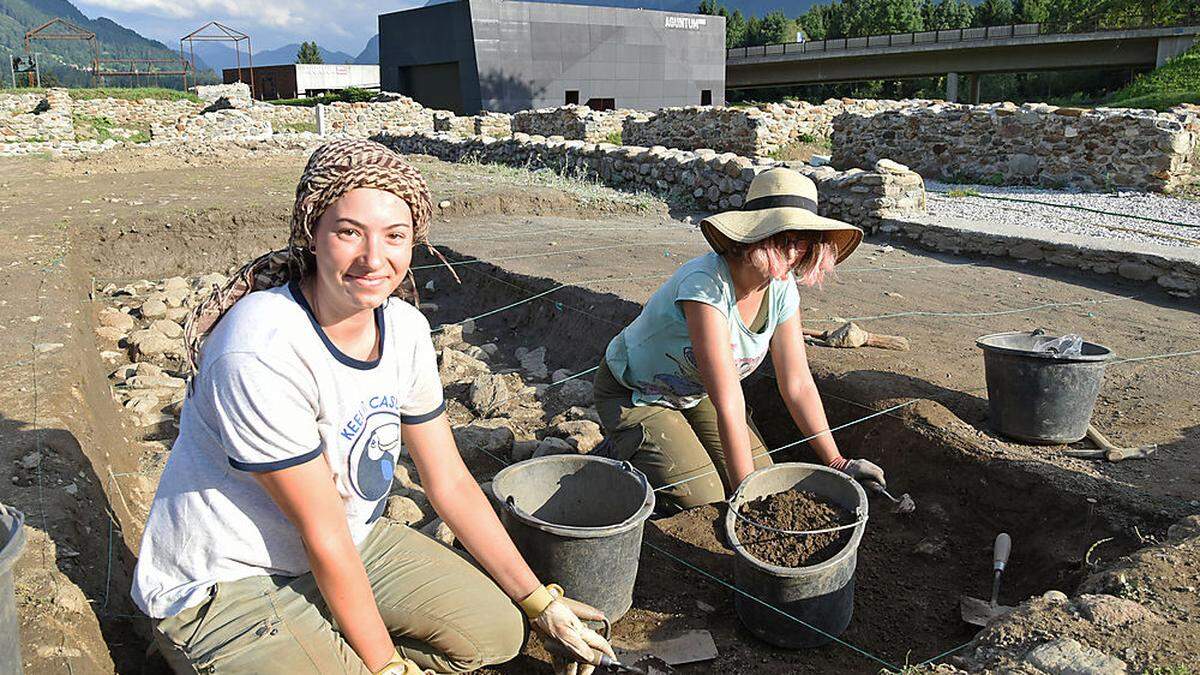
[412,241,686,271]
[653,398,921,494]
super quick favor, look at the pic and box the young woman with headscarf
[132,140,614,675]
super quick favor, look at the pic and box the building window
[701,89,712,106]
[565,90,579,105]
[585,97,615,111]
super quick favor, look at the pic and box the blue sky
[72,0,423,54]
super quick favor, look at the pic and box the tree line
[699,0,1196,49]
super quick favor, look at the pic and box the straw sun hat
[701,168,863,264]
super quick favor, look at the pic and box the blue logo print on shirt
[342,396,402,501]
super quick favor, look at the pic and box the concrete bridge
[725,23,1200,102]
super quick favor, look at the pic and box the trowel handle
[993,533,1011,573]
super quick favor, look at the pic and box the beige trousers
[153,517,526,674]
[593,360,773,512]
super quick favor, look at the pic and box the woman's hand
[532,595,616,675]
[371,651,433,675]
[832,457,887,487]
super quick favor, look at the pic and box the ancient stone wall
[511,106,633,143]
[474,112,512,138]
[322,97,434,136]
[251,104,316,131]
[0,88,74,143]
[150,109,272,142]
[72,97,202,129]
[376,131,926,232]
[832,102,1200,192]
[194,82,251,104]
[622,99,924,157]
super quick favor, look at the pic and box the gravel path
[925,181,1200,249]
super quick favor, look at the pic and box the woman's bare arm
[682,300,757,489]
[254,457,395,672]
[769,311,842,465]
[402,414,540,600]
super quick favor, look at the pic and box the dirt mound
[734,489,854,567]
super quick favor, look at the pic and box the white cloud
[75,0,424,50]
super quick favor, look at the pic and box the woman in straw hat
[132,140,614,675]
[594,167,887,512]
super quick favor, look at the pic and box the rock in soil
[519,346,548,380]
[551,420,603,453]
[468,372,510,416]
[420,517,456,547]
[532,436,576,458]
[1023,637,1128,675]
[439,347,490,384]
[384,495,425,526]
[511,439,540,463]
[733,489,853,567]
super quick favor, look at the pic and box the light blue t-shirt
[605,252,800,409]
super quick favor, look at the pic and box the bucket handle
[620,461,653,507]
[502,462,654,533]
[728,499,868,536]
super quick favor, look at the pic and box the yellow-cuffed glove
[520,584,615,675]
[371,650,432,675]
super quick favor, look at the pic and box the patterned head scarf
[183,139,453,373]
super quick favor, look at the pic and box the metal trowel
[960,533,1014,626]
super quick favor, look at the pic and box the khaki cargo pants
[152,517,526,674]
[593,360,772,512]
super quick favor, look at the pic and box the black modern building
[378,0,726,114]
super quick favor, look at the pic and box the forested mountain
[0,0,214,86]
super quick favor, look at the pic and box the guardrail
[726,21,1195,59]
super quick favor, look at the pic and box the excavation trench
[74,234,1151,674]
[415,248,1147,674]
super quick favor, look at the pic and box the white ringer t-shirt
[131,280,444,619]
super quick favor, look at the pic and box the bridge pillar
[1157,35,1196,67]
[946,72,959,102]
[967,74,981,104]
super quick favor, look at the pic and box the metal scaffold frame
[23,18,97,87]
[179,21,254,93]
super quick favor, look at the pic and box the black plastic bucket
[725,463,868,649]
[977,330,1113,444]
[492,455,654,621]
[1,502,28,674]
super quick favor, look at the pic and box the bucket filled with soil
[492,455,655,622]
[725,463,867,649]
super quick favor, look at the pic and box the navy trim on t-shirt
[288,279,385,370]
[227,446,323,473]
[400,400,446,425]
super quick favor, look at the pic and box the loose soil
[0,145,1196,674]
[733,490,853,567]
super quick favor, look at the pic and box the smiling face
[309,187,414,315]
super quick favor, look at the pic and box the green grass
[1108,91,1200,111]
[71,113,152,144]
[267,87,376,107]
[945,188,980,198]
[0,86,199,103]
[603,130,622,145]
[1147,666,1194,675]
[1103,43,1200,111]
[1112,44,1200,103]
[279,121,318,134]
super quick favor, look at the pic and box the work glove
[371,650,433,675]
[530,588,616,675]
[836,458,886,488]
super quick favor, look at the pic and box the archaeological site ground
[0,83,1197,674]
